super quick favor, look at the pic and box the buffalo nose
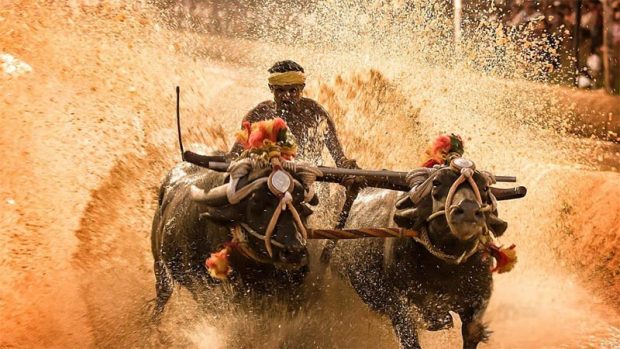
[452,199,483,222]
[279,245,307,264]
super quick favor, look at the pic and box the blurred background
[158,0,620,93]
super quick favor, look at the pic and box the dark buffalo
[150,160,318,320]
[331,160,508,349]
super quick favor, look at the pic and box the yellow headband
[268,71,306,86]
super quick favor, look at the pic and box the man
[230,60,356,169]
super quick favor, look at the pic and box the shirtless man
[230,60,356,169]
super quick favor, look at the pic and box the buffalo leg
[348,272,421,348]
[151,260,173,322]
[460,307,490,349]
[387,305,421,349]
[186,278,213,307]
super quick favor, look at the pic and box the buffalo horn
[191,184,230,206]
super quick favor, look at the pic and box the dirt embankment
[546,170,620,308]
[535,85,620,141]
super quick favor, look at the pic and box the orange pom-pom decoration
[488,243,517,274]
[235,118,297,160]
[205,247,232,280]
[421,133,465,168]
[236,118,288,150]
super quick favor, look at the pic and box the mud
[1,2,619,348]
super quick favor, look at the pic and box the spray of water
[1,1,619,348]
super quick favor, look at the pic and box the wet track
[1,2,620,348]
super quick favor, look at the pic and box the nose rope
[237,223,286,249]
[427,168,489,225]
[421,167,491,264]
[263,192,288,257]
[263,191,309,258]
[444,167,486,237]
[232,224,307,268]
[261,158,314,257]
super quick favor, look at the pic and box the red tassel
[422,158,442,168]
[245,118,289,149]
[488,243,517,274]
[430,134,452,155]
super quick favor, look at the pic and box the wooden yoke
[182,151,527,201]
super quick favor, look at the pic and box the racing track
[1,2,619,348]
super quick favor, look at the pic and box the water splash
[1,1,618,348]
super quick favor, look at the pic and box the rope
[413,227,481,264]
[407,168,439,205]
[217,157,320,258]
[225,158,273,205]
[283,160,323,202]
[261,190,309,257]
[307,227,418,239]
[231,225,283,265]
[228,157,269,179]
[422,167,492,264]
[263,192,287,257]
[231,225,269,263]
[286,200,308,243]
[405,167,435,188]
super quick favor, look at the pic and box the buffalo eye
[482,185,489,193]
[431,179,442,199]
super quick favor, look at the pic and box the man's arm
[319,104,364,191]
[320,107,354,168]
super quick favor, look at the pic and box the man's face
[270,84,304,111]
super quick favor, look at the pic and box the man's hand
[339,158,366,189]
[223,152,237,163]
[339,158,359,169]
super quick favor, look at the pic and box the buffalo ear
[307,193,319,206]
[393,208,419,227]
[300,203,315,216]
[201,206,244,223]
[395,195,414,209]
[488,214,508,237]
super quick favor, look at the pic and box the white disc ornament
[268,170,294,195]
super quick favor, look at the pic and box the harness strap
[231,224,307,269]
[230,224,275,264]
[238,223,286,249]
[227,177,268,205]
[262,191,308,257]
[263,193,285,257]
[412,227,481,264]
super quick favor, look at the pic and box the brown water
[1,1,619,348]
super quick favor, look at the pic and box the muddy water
[1,1,619,348]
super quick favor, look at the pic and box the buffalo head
[192,165,318,269]
[394,159,507,261]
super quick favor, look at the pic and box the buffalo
[150,158,320,320]
[330,159,509,349]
